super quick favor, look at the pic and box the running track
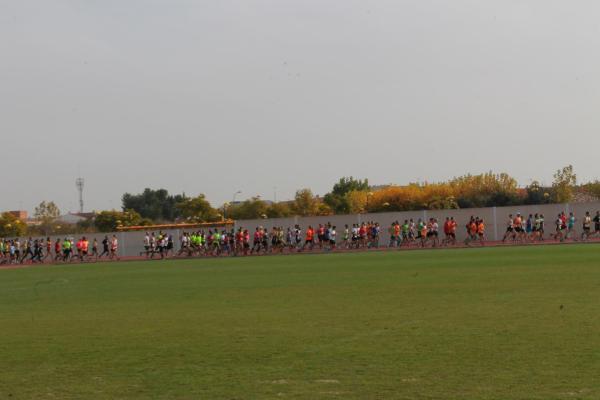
[1,236,599,271]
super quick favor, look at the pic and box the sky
[1,0,599,215]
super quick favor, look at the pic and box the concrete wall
[232,201,600,248]
[15,201,600,258]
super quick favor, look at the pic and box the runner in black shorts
[502,214,514,242]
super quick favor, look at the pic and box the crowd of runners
[0,235,120,265]
[2,210,600,265]
[501,211,600,243]
[142,210,600,259]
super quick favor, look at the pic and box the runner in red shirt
[303,226,314,251]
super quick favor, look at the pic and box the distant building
[369,184,392,191]
[56,212,96,225]
[7,210,28,219]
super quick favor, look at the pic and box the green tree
[94,210,142,232]
[266,202,293,218]
[227,197,269,220]
[0,212,27,237]
[552,165,577,203]
[324,177,369,214]
[293,189,320,216]
[176,195,221,222]
[525,181,552,205]
[122,189,186,222]
[581,180,600,199]
[34,201,61,234]
[426,196,459,210]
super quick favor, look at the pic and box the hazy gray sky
[2,0,599,214]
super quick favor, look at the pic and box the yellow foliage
[367,172,518,211]
[346,190,368,213]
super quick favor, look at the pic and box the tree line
[1,165,596,237]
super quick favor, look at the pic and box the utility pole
[76,177,84,213]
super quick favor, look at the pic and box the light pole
[222,202,230,221]
[366,192,374,212]
[226,190,242,220]
[232,190,242,204]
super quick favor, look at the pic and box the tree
[524,181,552,205]
[34,201,61,234]
[176,195,220,222]
[227,197,269,220]
[316,202,334,216]
[552,165,577,203]
[292,189,320,216]
[266,202,293,218]
[323,177,369,214]
[94,210,142,232]
[345,190,368,214]
[122,189,186,222]
[581,180,600,200]
[450,172,518,207]
[0,212,27,237]
[34,201,61,221]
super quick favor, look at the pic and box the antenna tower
[76,177,85,213]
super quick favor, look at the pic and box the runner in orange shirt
[303,226,315,251]
[81,237,89,261]
[477,219,486,246]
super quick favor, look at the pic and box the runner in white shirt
[141,233,150,257]
[329,226,337,250]
[582,212,592,241]
[110,235,119,260]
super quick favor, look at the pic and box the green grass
[1,245,600,399]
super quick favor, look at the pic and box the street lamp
[222,202,230,221]
[232,190,242,203]
[366,192,374,212]
[226,191,242,220]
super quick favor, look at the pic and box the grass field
[1,245,600,399]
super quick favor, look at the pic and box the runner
[42,237,52,262]
[62,237,72,262]
[90,238,99,259]
[525,214,534,242]
[400,219,410,247]
[419,220,428,247]
[351,224,359,249]
[109,235,119,260]
[465,217,477,246]
[80,237,89,261]
[477,218,486,246]
[566,212,577,241]
[99,236,110,258]
[32,239,43,263]
[513,213,524,242]
[581,212,592,241]
[141,232,151,257]
[21,238,34,264]
[388,222,397,248]
[251,228,262,254]
[302,225,314,251]
[342,224,350,249]
[554,214,564,242]
[442,217,452,246]
[502,214,514,242]
[408,219,416,244]
[329,226,337,251]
